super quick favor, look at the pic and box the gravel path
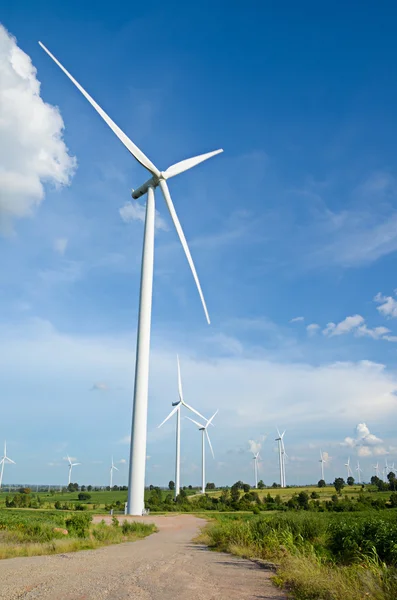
[0,514,286,599]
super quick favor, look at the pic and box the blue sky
[1,1,397,487]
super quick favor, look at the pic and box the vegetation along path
[0,514,286,600]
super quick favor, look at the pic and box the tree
[387,472,397,491]
[334,477,345,493]
[297,491,309,509]
[87,485,92,492]
[347,476,355,486]
[257,480,265,489]
[230,485,240,503]
[78,493,91,501]
[168,481,175,491]
[206,482,216,490]
[311,491,320,499]
[242,483,250,493]
[271,482,280,488]
[317,479,326,488]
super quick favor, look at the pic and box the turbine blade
[205,428,215,459]
[183,401,208,424]
[163,149,223,179]
[38,42,160,177]
[205,409,218,428]
[158,179,210,324]
[113,465,119,471]
[177,355,184,402]
[158,405,179,428]
[6,458,15,464]
[185,416,204,428]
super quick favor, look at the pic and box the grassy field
[0,509,156,559]
[199,510,397,600]
[204,484,369,502]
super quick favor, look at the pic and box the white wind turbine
[110,457,119,488]
[186,411,218,494]
[319,449,327,482]
[158,356,208,499]
[252,451,261,489]
[356,460,363,484]
[345,457,353,479]
[373,462,380,478]
[39,42,222,516]
[0,442,15,489]
[67,456,80,485]
[275,429,286,488]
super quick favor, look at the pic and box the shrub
[65,513,92,538]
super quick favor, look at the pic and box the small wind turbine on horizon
[373,462,380,478]
[67,456,80,485]
[186,411,218,494]
[0,442,15,489]
[356,460,363,484]
[158,356,208,499]
[319,449,327,482]
[345,457,353,479]
[252,451,261,489]
[275,429,287,488]
[39,42,222,516]
[110,457,119,488]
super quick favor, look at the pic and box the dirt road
[0,515,286,599]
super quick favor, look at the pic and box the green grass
[0,509,157,559]
[198,510,397,600]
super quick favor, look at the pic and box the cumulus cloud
[356,325,391,339]
[119,201,168,231]
[0,25,76,232]
[118,458,127,464]
[374,292,397,318]
[307,323,320,336]
[54,237,68,255]
[323,315,364,336]
[91,382,108,391]
[290,316,304,323]
[341,423,386,456]
[248,439,262,455]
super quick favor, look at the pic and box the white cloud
[248,439,261,454]
[119,435,130,444]
[307,323,320,336]
[91,382,108,391]
[0,25,75,232]
[290,316,304,323]
[54,237,68,255]
[356,325,391,339]
[374,292,397,318]
[323,314,364,336]
[118,458,127,464]
[119,201,168,231]
[341,423,386,456]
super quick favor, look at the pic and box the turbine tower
[187,411,218,494]
[0,441,15,489]
[275,429,286,488]
[356,460,363,484]
[345,457,353,479]
[319,449,327,482]
[373,462,380,478]
[253,451,261,489]
[110,457,119,488]
[39,42,222,515]
[67,456,80,485]
[158,356,207,499]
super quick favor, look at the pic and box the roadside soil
[0,514,287,599]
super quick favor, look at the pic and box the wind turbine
[0,441,15,489]
[356,460,363,484]
[158,356,208,499]
[345,457,353,479]
[252,451,261,489]
[186,411,218,494]
[275,429,286,488]
[373,462,380,478]
[39,42,222,516]
[67,456,80,485]
[110,457,119,488]
[319,449,327,482]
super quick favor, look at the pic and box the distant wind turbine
[252,451,261,489]
[186,411,218,494]
[110,457,119,488]
[373,462,380,478]
[319,449,327,482]
[345,457,353,479]
[0,441,15,489]
[39,42,222,516]
[356,460,363,484]
[158,355,208,499]
[275,429,287,488]
[67,455,80,485]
